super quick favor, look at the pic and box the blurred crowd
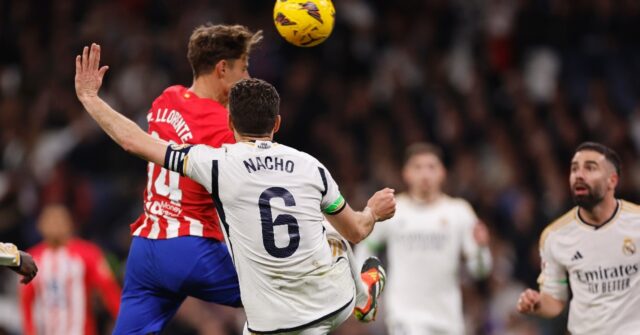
[2,0,640,334]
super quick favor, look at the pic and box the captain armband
[164,144,193,175]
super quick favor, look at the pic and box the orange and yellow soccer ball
[273,0,335,47]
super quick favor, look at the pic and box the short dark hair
[187,24,263,78]
[404,142,444,166]
[575,141,621,176]
[229,78,280,136]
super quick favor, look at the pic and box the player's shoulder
[275,144,322,165]
[435,195,476,216]
[540,207,578,248]
[188,144,223,160]
[442,195,473,208]
[620,199,640,216]
[154,85,186,102]
[67,238,102,255]
[26,243,47,256]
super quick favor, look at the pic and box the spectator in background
[19,204,120,335]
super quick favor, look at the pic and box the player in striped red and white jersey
[110,24,264,334]
[130,83,235,239]
[20,204,121,335]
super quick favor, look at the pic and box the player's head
[402,143,446,196]
[187,24,263,93]
[228,78,281,137]
[37,204,74,246]
[570,142,621,210]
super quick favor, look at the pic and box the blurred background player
[0,243,37,284]
[114,24,262,334]
[357,143,492,335]
[517,142,640,334]
[74,40,395,333]
[19,204,120,335]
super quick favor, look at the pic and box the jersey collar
[576,199,620,230]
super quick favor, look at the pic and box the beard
[571,184,605,210]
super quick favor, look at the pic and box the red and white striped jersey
[130,85,235,240]
[20,239,121,335]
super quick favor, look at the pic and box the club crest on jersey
[301,2,323,23]
[623,237,636,256]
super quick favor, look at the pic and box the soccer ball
[273,0,335,47]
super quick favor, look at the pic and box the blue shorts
[113,236,241,334]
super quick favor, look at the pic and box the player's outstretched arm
[516,288,565,318]
[325,188,396,244]
[75,43,167,166]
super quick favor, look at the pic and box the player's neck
[45,237,70,248]
[189,77,227,105]
[236,134,274,142]
[408,190,442,204]
[578,196,618,227]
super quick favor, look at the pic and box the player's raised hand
[516,288,540,314]
[75,43,109,101]
[367,188,396,222]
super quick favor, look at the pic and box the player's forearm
[351,207,377,243]
[78,95,166,165]
[325,206,376,244]
[531,292,565,318]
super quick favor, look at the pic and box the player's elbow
[120,137,138,154]
[120,133,145,156]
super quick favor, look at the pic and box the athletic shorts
[113,236,241,334]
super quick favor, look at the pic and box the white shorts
[243,298,355,335]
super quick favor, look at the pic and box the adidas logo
[571,251,583,261]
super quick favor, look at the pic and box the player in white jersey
[0,242,37,283]
[74,44,396,334]
[517,142,640,334]
[357,143,492,335]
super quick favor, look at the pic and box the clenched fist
[367,188,396,222]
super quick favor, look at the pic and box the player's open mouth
[573,185,589,195]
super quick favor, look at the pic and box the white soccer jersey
[166,141,354,333]
[538,200,640,335]
[358,194,491,335]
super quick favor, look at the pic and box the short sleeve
[164,144,221,192]
[317,165,346,215]
[538,233,569,301]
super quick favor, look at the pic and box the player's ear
[272,115,281,134]
[215,60,227,78]
[609,171,619,190]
